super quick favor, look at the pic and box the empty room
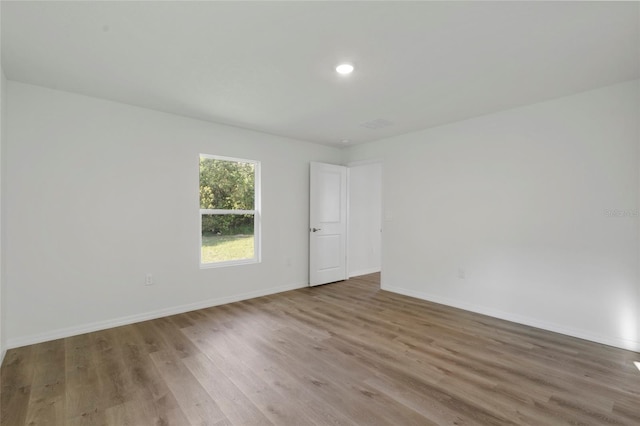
[0,1,639,425]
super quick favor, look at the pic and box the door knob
[311,227,322,232]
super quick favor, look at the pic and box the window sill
[200,258,259,269]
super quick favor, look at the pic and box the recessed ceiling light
[336,63,354,75]
[341,139,350,144]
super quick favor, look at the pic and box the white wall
[345,80,640,351]
[0,67,6,363]
[4,79,639,352]
[348,162,382,277]
[4,82,342,347]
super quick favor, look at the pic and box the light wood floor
[1,273,639,425]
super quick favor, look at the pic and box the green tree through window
[199,155,260,266]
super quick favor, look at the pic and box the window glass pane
[201,214,255,263]
[199,157,255,210]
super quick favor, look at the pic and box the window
[199,154,260,267]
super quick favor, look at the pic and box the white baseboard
[6,282,307,350]
[382,284,640,353]
[349,268,381,278]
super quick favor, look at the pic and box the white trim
[253,162,262,263]
[200,209,255,215]
[199,153,258,165]
[382,283,640,353]
[345,166,350,281]
[348,268,381,278]
[199,257,258,269]
[6,282,307,350]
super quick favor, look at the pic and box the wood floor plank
[215,303,439,425]
[2,273,639,425]
[23,339,66,426]
[182,353,274,426]
[89,329,136,411]
[149,349,227,426]
[215,316,427,425]
[180,322,325,425]
[0,346,35,426]
[102,392,190,426]
[111,323,171,402]
[64,333,103,420]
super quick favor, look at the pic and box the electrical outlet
[145,273,154,286]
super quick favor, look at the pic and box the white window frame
[199,154,261,268]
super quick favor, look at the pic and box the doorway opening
[347,161,382,279]
[309,161,383,286]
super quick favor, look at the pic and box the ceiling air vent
[360,118,394,129]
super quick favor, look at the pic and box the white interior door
[309,162,347,286]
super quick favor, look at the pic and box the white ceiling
[2,1,639,147]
